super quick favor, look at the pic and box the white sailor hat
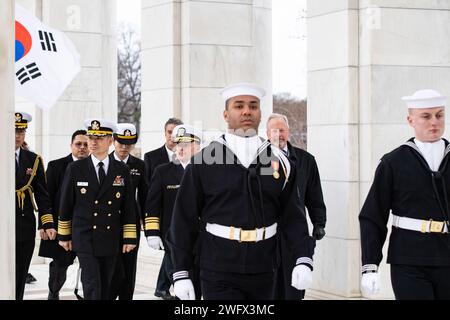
[171,124,202,143]
[84,118,117,136]
[401,89,447,109]
[15,111,32,129]
[220,82,266,101]
[114,123,138,145]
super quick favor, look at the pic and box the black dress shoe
[48,291,60,300]
[25,273,37,284]
[161,292,175,300]
[154,290,175,300]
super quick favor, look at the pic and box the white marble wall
[141,0,272,154]
[308,0,450,299]
[0,0,16,300]
[307,0,361,298]
[359,0,450,299]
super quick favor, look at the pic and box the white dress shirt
[414,138,445,171]
[165,145,175,162]
[113,152,129,164]
[15,148,21,163]
[91,154,110,181]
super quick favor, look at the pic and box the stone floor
[25,236,326,300]
[25,236,169,300]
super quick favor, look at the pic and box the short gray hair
[267,113,289,128]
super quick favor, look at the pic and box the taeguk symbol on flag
[15,21,32,62]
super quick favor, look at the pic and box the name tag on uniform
[130,169,141,176]
[166,185,180,190]
[77,182,89,186]
[113,176,125,186]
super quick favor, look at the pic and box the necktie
[171,153,177,162]
[98,161,106,186]
[282,149,289,157]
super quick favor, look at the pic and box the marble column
[0,0,16,300]
[140,0,272,153]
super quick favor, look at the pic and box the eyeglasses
[73,142,88,148]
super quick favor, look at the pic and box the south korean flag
[15,4,81,110]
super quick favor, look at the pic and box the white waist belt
[206,222,277,242]
[392,215,449,234]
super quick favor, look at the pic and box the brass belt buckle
[240,229,257,242]
[421,220,428,233]
[430,220,444,233]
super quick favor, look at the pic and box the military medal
[116,192,121,199]
[271,160,280,179]
[80,188,87,194]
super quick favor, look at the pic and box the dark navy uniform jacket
[57,155,138,256]
[39,154,75,260]
[168,137,315,276]
[144,161,184,246]
[144,145,170,186]
[110,152,148,231]
[16,148,52,242]
[360,138,450,267]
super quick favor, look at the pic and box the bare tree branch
[273,93,307,150]
[118,23,141,133]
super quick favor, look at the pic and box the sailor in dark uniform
[169,83,315,300]
[109,123,148,300]
[38,129,89,300]
[267,113,326,300]
[15,111,53,300]
[57,119,138,300]
[145,124,202,300]
[360,89,450,300]
[143,117,182,299]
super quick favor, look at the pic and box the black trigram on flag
[38,30,57,52]
[16,62,42,85]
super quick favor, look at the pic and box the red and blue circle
[15,21,32,62]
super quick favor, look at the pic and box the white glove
[361,272,380,296]
[291,264,313,290]
[174,279,195,300]
[147,236,164,250]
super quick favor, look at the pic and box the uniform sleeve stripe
[362,264,378,273]
[58,220,72,235]
[58,228,71,236]
[41,214,54,224]
[173,270,189,282]
[145,222,160,230]
[123,231,137,238]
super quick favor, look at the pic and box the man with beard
[169,83,315,300]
